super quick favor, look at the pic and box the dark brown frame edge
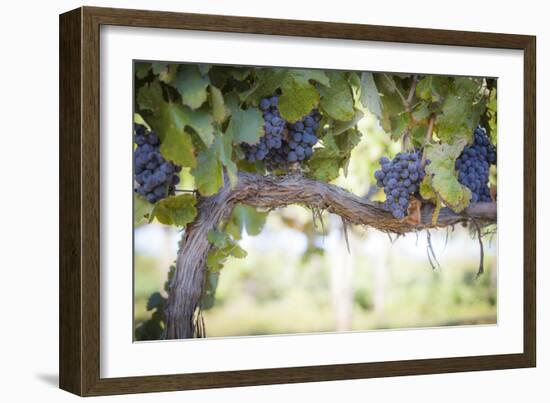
[59,6,536,396]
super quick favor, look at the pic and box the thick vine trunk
[164,172,497,339]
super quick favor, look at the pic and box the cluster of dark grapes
[243,96,285,162]
[374,151,426,219]
[242,95,320,171]
[455,127,496,204]
[134,123,182,204]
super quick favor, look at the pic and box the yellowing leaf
[134,194,153,226]
[425,141,472,212]
[150,194,197,227]
[279,77,319,123]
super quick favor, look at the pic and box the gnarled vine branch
[164,172,496,339]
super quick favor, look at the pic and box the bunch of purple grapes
[134,123,182,204]
[243,96,285,162]
[242,95,320,171]
[374,151,426,219]
[455,126,496,204]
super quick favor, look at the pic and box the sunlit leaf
[134,194,153,225]
[425,140,472,212]
[150,194,197,227]
[279,75,319,122]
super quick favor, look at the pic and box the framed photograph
[59,6,536,396]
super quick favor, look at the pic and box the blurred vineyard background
[134,108,497,338]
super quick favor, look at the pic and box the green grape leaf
[229,67,251,81]
[198,64,212,75]
[287,68,331,87]
[424,141,472,212]
[416,76,450,103]
[137,81,198,167]
[306,129,361,181]
[206,248,226,271]
[436,77,484,144]
[151,62,169,75]
[135,62,151,79]
[159,124,196,167]
[184,108,215,147]
[206,229,247,271]
[307,149,342,182]
[150,194,197,227]
[412,101,431,121]
[227,204,268,239]
[244,68,287,104]
[173,65,210,110]
[419,176,437,201]
[334,128,362,154]
[306,134,343,182]
[225,100,264,145]
[359,72,382,118]
[332,110,364,136]
[216,131,238,187]
[487,87,498,145]
[319,72,354,121]
[200,271,220,310]
[230,244,247,258]
[138,80,216,157]
[210,85,229,124]
[158,64,178,84]
[146,292,166,311]
[191,142,224,196]
[389,113,410,140]
[134,194,153,225]
[410,123,429,148]
[191,126,238,196]
[208,66,251,90]
[207,229,230,249]
[135,313,164,341]
[279,75,320,123]
[373,74,406,133]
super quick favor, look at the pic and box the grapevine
[130,63,501,340]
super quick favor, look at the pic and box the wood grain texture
[59,8,82,396]
[58,5,537,396]
[523,37,536,367]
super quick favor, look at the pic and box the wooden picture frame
[59,6,536,396]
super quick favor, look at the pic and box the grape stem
[405,75,418,113]
[383,74,407,106]
[473,220,485,278]
[400,75,419,150]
